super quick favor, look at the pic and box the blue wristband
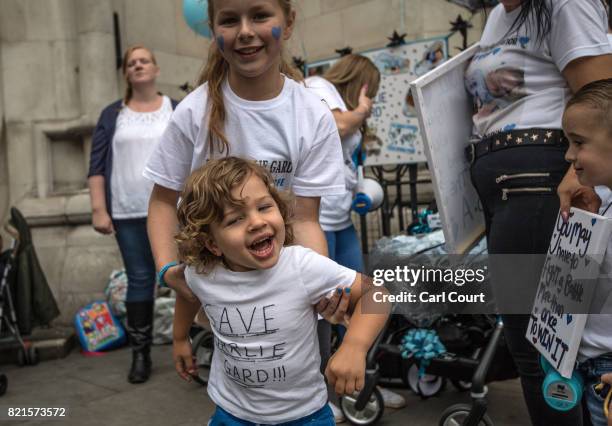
[157,261,179,288]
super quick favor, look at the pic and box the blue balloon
[183,0,211,38]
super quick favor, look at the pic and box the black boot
[125,301,154,384]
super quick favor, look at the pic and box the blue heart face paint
[271,26,282,41]
[216,36,225,52]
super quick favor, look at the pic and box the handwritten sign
[527,208,612,378]
[305,36,449,166]
[410,43,484,254]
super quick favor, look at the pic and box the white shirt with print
[185,246,356,423]
[305,76,361,231]
[143,77,346,198]
[465,0,611,138]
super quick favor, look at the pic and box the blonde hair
[176,157,294,273]
[323,54,380,111]
[198,0,303,155]
[122,45,157,105]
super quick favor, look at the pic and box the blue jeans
[113,218,156,303]
[470,143,583,425]
[324,225,363,273]
[578,352,612,426]
[209,404,334,426]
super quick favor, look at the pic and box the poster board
[305,36,449,166]
[527,208,612,378]
[409,43,484,254]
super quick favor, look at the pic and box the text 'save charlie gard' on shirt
[185,246,356,423]
[143,77,346,197]
[465,0,611,139]
[305,76,362,231]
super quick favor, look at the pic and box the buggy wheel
[16,348,25,367]
[340,387,384,426]
[191,330,214,386]
[450,379,472,392]
[407,364,445,398]
[27,346,39,366]
[439,403,493,426]
[0,374,7,396]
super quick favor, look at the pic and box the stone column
[76,0,119,123]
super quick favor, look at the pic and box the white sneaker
[329,402,346,423]
[377,386,407,409]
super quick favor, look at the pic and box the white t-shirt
[143,77,345,198]
[111,96,172,219]
[465,0,611,138]
[305,76,361,231]
[185,246,356,423]
[579,191,612,361]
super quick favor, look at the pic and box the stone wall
[0,0,485,325]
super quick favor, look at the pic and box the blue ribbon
[400,329,446,377]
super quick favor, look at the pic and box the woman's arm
[331,86,373,138]
[88,176,114,234]
[87,109,114,235]
[147,184,197,301]
[292,195,328,256]
[558,54,612,216]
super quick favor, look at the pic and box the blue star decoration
[335,47,353,57]
[387,30,407,48]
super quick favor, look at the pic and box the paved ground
[0,344,531,425]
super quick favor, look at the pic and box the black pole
[113,12,122,69]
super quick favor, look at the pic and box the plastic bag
[105,269,127,319]
[153,296,175,345]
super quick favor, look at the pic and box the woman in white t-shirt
[464,1,612,424]
[144,1,345,308]
[87,45,178,384]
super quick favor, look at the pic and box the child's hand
[324,343,366,396]
[173,338,197,382]
[315,287,351,327]
[600,373,612,426]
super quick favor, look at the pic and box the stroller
[0,220,41,397]
[336,233,518,426]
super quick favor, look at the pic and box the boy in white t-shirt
[563,78,612,426]
[171,157,390,425]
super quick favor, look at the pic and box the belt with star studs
[465,128,569,164]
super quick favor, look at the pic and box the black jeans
[471,143,583,426]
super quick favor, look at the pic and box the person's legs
[581,353,612,426]
[471,144,583,426]
[114,218,156,384]
[333,225,364,273]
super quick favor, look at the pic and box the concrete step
[0,326,76,365]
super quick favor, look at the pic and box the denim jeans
[324,224,364,273]
[113,218,156,303]
[578,352,612,426]
[209,404,334,426]
[470,143,583,425]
